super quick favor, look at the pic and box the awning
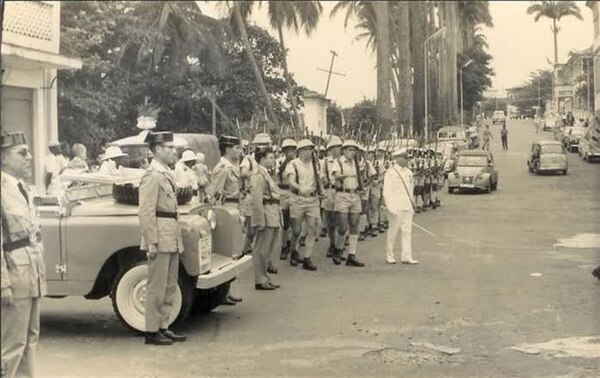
[1,43,82,70]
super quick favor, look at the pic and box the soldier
[250,148,282,290]
[138,131,187,346]
[357,144,376,241]
[422,149,432,209]
[321,136,342,257]
[206,135,244,305]
[1,132,47,378]
[276,139,297,260]
[383,147,418,265]
[431,150,442,208]
[331,140,365,267]
[174,150,199,195]
[413,149,425,213]
[283,139,320,271]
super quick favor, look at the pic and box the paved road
[38,119,600,377]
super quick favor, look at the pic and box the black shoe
[302,257,317,271]
[290,250,299,267]
[346,254,365,267]
[326,246,335,258]
[267,282,280,289]
[299,236,306,247]
[332,249,342,265]
[378,226,385,233]
[145,332,173,346]
[280,246,290,260]
[267,264,278,274]
[160,329,187,342]
[370,229,378,237]
[255,283,276,290]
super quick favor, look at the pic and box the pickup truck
[38,141,252,333]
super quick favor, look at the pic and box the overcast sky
[201,1,593,107]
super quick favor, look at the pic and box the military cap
[281,139,297,149]
[326,135,342,150]
[145,131,174,144]
[297,139,314,150]
[218,135,241,147]
[392,147,409,157]
[1,132,28,149]
[252,133,272,145]
[342,139,359,149]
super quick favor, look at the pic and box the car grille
[462,176,474,183]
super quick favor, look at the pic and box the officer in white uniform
[383,147,418,265]
[1,132,47,378]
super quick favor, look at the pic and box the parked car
[38,135,252,333]
[527,140,568,175]
[492,110,506,126]
[579,126,600,161]
[562,126,587,152]
[447,150,498,193]
[437,126,470,151]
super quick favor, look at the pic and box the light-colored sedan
[447,150,498,194]
[527,140,568,175]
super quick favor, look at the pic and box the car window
[457,155,488,166]
[540,145,563,154]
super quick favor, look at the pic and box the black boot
[267,263,278,274]
[302,257,317,271]
[370,226,378,237]
[332,249,342,265]
[290,250,300,267]
[346,254,365,267]
[160,329,187,342]
[326,245,335,258]
[280,242,290,260]
[145,332,173,346]
[378,224,385,233]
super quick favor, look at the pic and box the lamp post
[460,59,474,126]
[424,27,446,141]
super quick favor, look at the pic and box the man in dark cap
[206,135,244,305]
[139,131,187,345]
[1,132,47,377]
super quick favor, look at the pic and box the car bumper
[538,166,566,172]
[196,254,252,289]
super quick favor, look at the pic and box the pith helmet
[297,139,315,150]
[252,133,272,145]
[342,139,359,149]
[281,139,297,149]
[326,135,342,150]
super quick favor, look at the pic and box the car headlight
[206,209,217,229]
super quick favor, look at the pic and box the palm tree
[391,1,412,133]
[265,1,323,131]
[526,1,583,65]
[458,0,493,49]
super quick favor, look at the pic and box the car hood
[69,196,197,217]
[456,166,487,177]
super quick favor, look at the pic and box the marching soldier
[283,139,320,271]
[431,150,442,208]
[1,132,47,377]
[357,144,376,241]
[276,139,297,260]
[331,140,365,267]
[138,131,187,346]
[250,148,282,290]
[321,136,342,257]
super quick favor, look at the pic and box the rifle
[310,132,323,196]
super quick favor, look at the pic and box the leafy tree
[457,38,495,118]
[511,69,553,116]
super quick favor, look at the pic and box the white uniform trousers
[386,210,413,261]
[1,297,40,378]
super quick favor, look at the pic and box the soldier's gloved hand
[1,288,13,307]
[146,244,158,260]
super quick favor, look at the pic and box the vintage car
[491,110,506,126]
[37,135,252,333]
[527,140,568,175]
[579,126,600,161]
[543,117,557,132]
[437,126,470,151]
[447,150,498,193]
[562,126,587,152]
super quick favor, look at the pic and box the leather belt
[156,211,178,220]
[223,198,239,203]
[278,184,290,190]
[263,198,281,205]
[3,238,32,252]
[291,189,316,197]
[337,188,359,194]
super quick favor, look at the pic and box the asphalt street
[37,119,600,378]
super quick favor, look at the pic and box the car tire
[562,170,568,175]
[192,281,231,315]
[110,261,195,333]
[448,187,454,194]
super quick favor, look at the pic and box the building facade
[587,1,600,114]
[300,90,330,135]
[1,1,81,191]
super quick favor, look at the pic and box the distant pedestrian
[482,125,493,151]
[500,125,508,151]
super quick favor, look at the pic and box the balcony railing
[2,1,60,54]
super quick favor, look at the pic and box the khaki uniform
[320,157,338,211]
[331,156,362,214]
[1,172,47,378]
[139,159,184,333]
[207,157,241,205]
[239,155,258,217]
[250,166,282,284]
[276,157,293,211]
[284,158,320,219]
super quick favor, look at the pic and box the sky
[200,1,593,107]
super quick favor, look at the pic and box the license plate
[460,184,475,188]
[198,236,211,266]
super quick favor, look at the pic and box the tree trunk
[553,18,558,65]
[277,25,303,132]
[232,4,278,129]
[449,1,459,122]
[374,1,393,132]
[395,1,412,134]
[410,1,426,135]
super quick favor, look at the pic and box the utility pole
[317,50,346,97]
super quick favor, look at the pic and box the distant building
[587,1,600,114]
[300,89,330,135]
[555,47,593,119]
[1,1,82,191]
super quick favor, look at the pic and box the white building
[587,1,600,113]
[300,90,330,135]
[1,1,81,191]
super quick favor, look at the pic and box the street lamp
[460,59,474,126]
[424,27,446,141]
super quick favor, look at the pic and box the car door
[489,155,498,184]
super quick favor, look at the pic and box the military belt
[156,211,178,220]
[291,189,316,197]
[337,188,359,194]
[263,198,281,205]
[2,231,40,252]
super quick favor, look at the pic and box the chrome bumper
[196,255,252,289]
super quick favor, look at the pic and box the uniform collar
[151,158,171,173]
[1,171,24,188]
[220,156,235,168]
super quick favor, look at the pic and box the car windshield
[438,130,466,139]
[457,155,488,166]
[540,144,563,154]
[570,128,586,136]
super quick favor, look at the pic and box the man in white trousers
[382,148,418,265]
